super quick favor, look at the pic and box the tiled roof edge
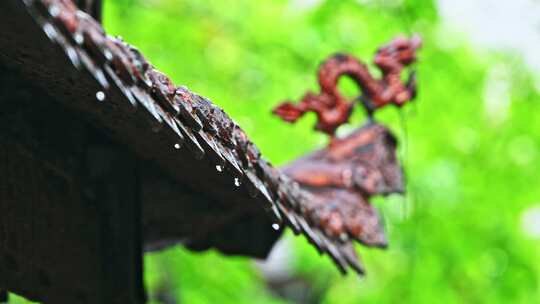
[21,0,370,275]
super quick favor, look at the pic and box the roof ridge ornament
[273,35,422,142]
[276,36,421,274]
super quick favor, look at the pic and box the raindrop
[48,5,60,17]
[272,223,280,231]
[174,143,181,150]
[215,165,223,172]
[96,91,106,101]
[74,33,84,45]
[42,23,57,40]
[104,49,113,61]
[234,177,241,187]
[65,46,80,68]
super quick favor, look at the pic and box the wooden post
[0,68,145,303]
[84,131,146,304]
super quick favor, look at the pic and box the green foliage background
[12,0,540,303]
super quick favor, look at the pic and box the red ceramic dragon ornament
[274,35,422,273]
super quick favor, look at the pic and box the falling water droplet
[174,143,181,150]
[74,33,84,45]
[42,23,57,40]
[272,223,280,231]
[215,165,223,172]
[234,177,241,187]
[48,5,60,17]
[104,49,113,61]
[96,91,106,101]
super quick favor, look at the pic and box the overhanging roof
[0,0,405,275]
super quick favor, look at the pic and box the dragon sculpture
[273,35,422,139]
[275,35,421,272]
